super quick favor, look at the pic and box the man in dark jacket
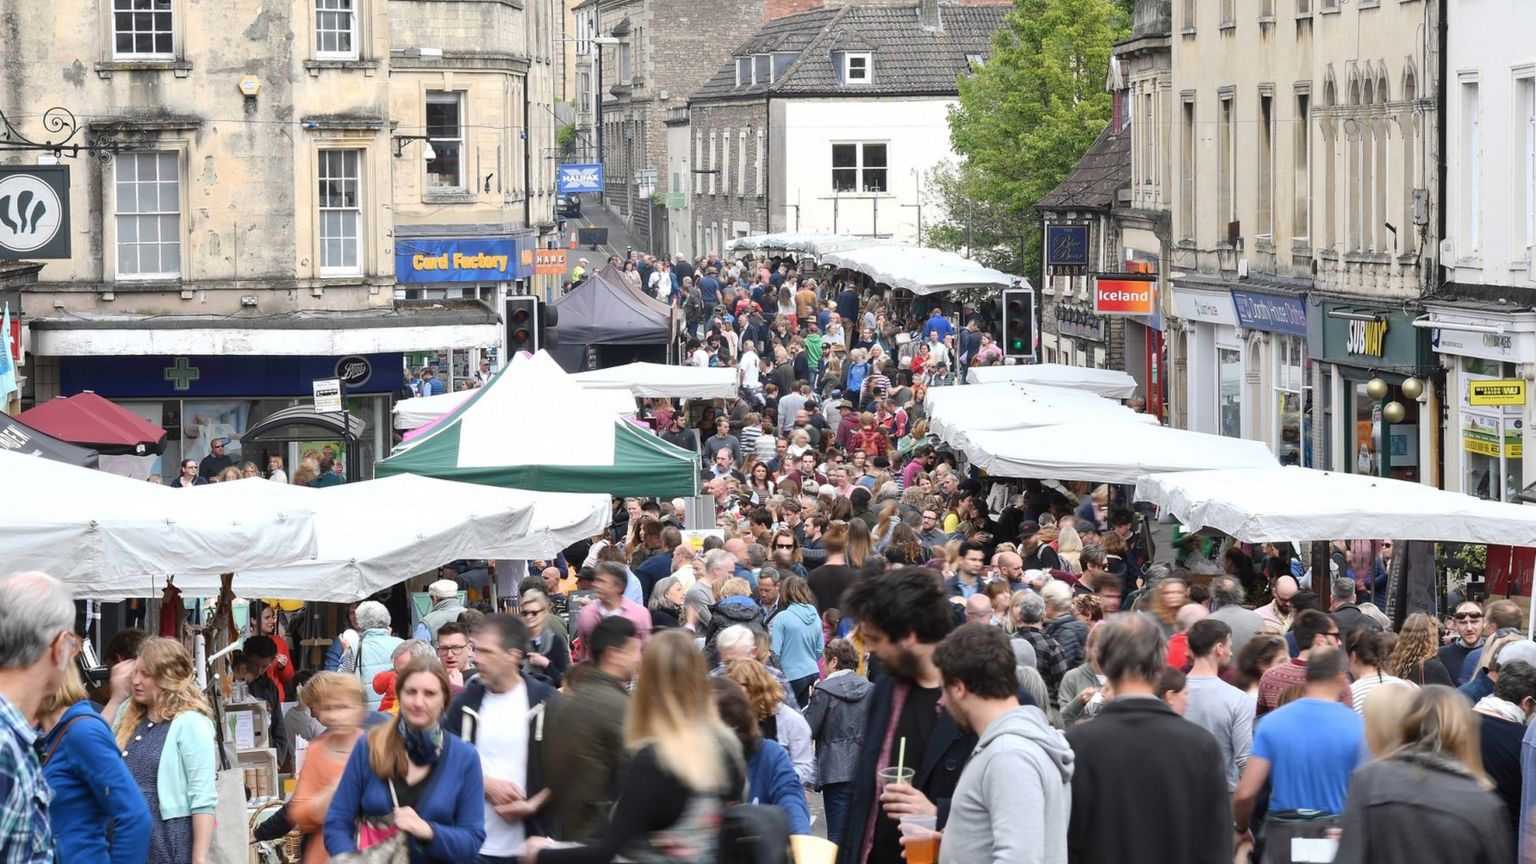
[445,613,561,852]
[836,567,976,864]
[1065,612,1233,864]
[543,617,641,843]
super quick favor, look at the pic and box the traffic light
[506,295,537,355]
[1002,287,1035,361]
[506,295,560,355]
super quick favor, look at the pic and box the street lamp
[589,35,620,206]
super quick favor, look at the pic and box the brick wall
[688,100,771,254]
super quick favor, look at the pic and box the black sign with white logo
[335,355,372,387]
[0,166,70,260]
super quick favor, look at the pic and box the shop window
[1463,359,1524,501]
[1218,347,1242,438]
[1275,336,1305,466]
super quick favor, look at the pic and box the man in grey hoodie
[923,623,1074,864]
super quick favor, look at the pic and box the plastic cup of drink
[877,766,914,792]
[899,815,939,864]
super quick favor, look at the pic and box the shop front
[393,233,537,303]
[1312,303,1434,482]
[1169,280,1239,436]
[1426,303,1536,502]
[1229,287,1310,466]
[56,352,403,481]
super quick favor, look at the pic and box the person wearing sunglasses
[518,590,570,689]
[169,458,206,488]
[1439,600,1487,686]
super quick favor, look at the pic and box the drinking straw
[897,736,907,778]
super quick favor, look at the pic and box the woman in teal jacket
[769,576,825,708]
[113,638,218,864]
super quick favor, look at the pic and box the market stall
[966,363,1141,399]
[573,361,739,400]
[393,367,637,430]
[19,390,168,455]
[1134,466,1536,546]
[819,244,1028,295]
[925,382,1156,451]
[0,412,100,467]
[0,449,318,594]
[963,421,1279,484]
[378,350,699,496]
[723,233,911,259]
[550,264,677,373]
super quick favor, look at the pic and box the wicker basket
[248,800,302,864]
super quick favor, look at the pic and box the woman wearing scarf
[324,659,485,864]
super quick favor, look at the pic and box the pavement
[558,199,642,282]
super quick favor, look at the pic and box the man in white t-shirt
[737,340,762,401]
[444,614,561,862]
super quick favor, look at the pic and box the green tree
[936,0,1132,278]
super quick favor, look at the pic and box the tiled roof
[692,3,1007,102]
[1035,122,1131,211]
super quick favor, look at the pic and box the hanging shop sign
[1093,274,1156,316]
[0,166,70,260]
[1045,224,1090,276]
[534,248,568,276]
[1469,379,1527,407]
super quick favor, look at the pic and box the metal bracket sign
[0,166,70,260]
[312,377,343,413]
[1469,379,1526,407]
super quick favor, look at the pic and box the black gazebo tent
[551,264,677,372]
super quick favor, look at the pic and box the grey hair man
[1012,590,1069,701]
[1065,613,1234,862]
[686,550,736,628]
[1207,574,1264,651]
[1329,574,1378,639]
[0,571,77,861]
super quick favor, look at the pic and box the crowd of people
[2,261,1533,864]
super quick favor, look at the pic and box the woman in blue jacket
[769,576,825,707]
[39,667,151,864]
[711,678,810,835]
[324,659,485,864]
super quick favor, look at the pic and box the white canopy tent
[722,233,910,258]
[967,363,1140,399]
[573,362,739,400]
[925,383,1156,452]
[1135,466,1536,546]
[142,475,609,601]
[0,449,318,596]
[393,369,638,430]
[964,421,1279,484]
[820,245,1028,296]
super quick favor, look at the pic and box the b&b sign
[0,166,70,260]
[558,163,604,194]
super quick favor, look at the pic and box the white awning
[819,245,1028,296]
[723,233,910,258]
[393,369,638,430]
[964,421,1278,484]
[967,363,1140,399]
[573,362,739,399]
[1135,466,1536,546]
[0,450,318,597]
[925,382,1155,451]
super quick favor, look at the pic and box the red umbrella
[19,392,168,456]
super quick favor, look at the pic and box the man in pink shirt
[574,562,652,661]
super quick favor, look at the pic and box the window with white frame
[736,57,751,87]
[115,151,181,279]
[1461,79,1480,253]
[844,53,871,85]
[1275,335,1305,466]
[425,92,464,190]
[113,0,174,59]
[318,149,362,275]
[830,142,887,193]
[1518,76,1535,251]
[315,0,357,59]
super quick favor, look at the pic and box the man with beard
[837,567,975,864]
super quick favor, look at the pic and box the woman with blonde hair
[871,500,901,551]
[253,673,368,863]
[41,665,151,864]
[291,458,320,487]
[1056,522,1084,574]
[1360,683,1416,757]
[525,630,743,864]
[1388,613,1455,686]
[323,659,485,863]
[844,517,872,569]
[724,658,814,789]
[1333,686,1509,863]
[216,466,241,483]
[113,638,217,864]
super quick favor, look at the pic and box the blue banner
[395,236,532,283]
[60,353,405,398]
[558,163,604,194]
[1230,289,1308,337]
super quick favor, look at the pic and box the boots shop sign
[0,166,70,260]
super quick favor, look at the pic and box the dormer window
[844,52,871,84]
[736,57,751,86]
[754,54,771,83]
[965,53,985,69]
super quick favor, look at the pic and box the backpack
[718,803,789,864]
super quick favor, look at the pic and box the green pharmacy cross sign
[164,357,200,391]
